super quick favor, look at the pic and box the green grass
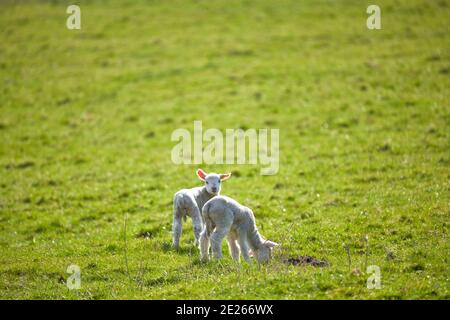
[0,0,449,299]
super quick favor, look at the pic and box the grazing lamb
[172,169,231,249]
[200,196,279,264]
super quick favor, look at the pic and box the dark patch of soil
[285,256,329,267]
[136,230,155,239]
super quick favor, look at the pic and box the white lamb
[172,169,232,249]
[200,195,279,264]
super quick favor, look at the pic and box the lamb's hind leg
[199,227,210,262]
[199,214,214,261]
[172,203,183,249]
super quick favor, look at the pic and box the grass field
[0,0,449,299]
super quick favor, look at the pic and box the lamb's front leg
[227,234,240,262]
[191,207,203,246]
[237,231,251,262]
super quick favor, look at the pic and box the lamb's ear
[220,173,232,181]
[197,168,207,181]
[264,240,280,248]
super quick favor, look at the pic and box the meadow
[0,0,449,299]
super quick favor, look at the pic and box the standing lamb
[172,169,231,249]
[200,195,279,264]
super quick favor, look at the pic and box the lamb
[200,195,279,264]
[172,169,232,249]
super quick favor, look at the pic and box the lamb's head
[255,240,279,264]
[196,168,231,196]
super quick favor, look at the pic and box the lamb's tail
[202,202,214,237]
[202,200,211,218]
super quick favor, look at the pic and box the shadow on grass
[159,241,199,256]
[144,274,183,287]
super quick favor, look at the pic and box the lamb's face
[204,174,222,195]
[255,240,279,264]
[196,169,231,196]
